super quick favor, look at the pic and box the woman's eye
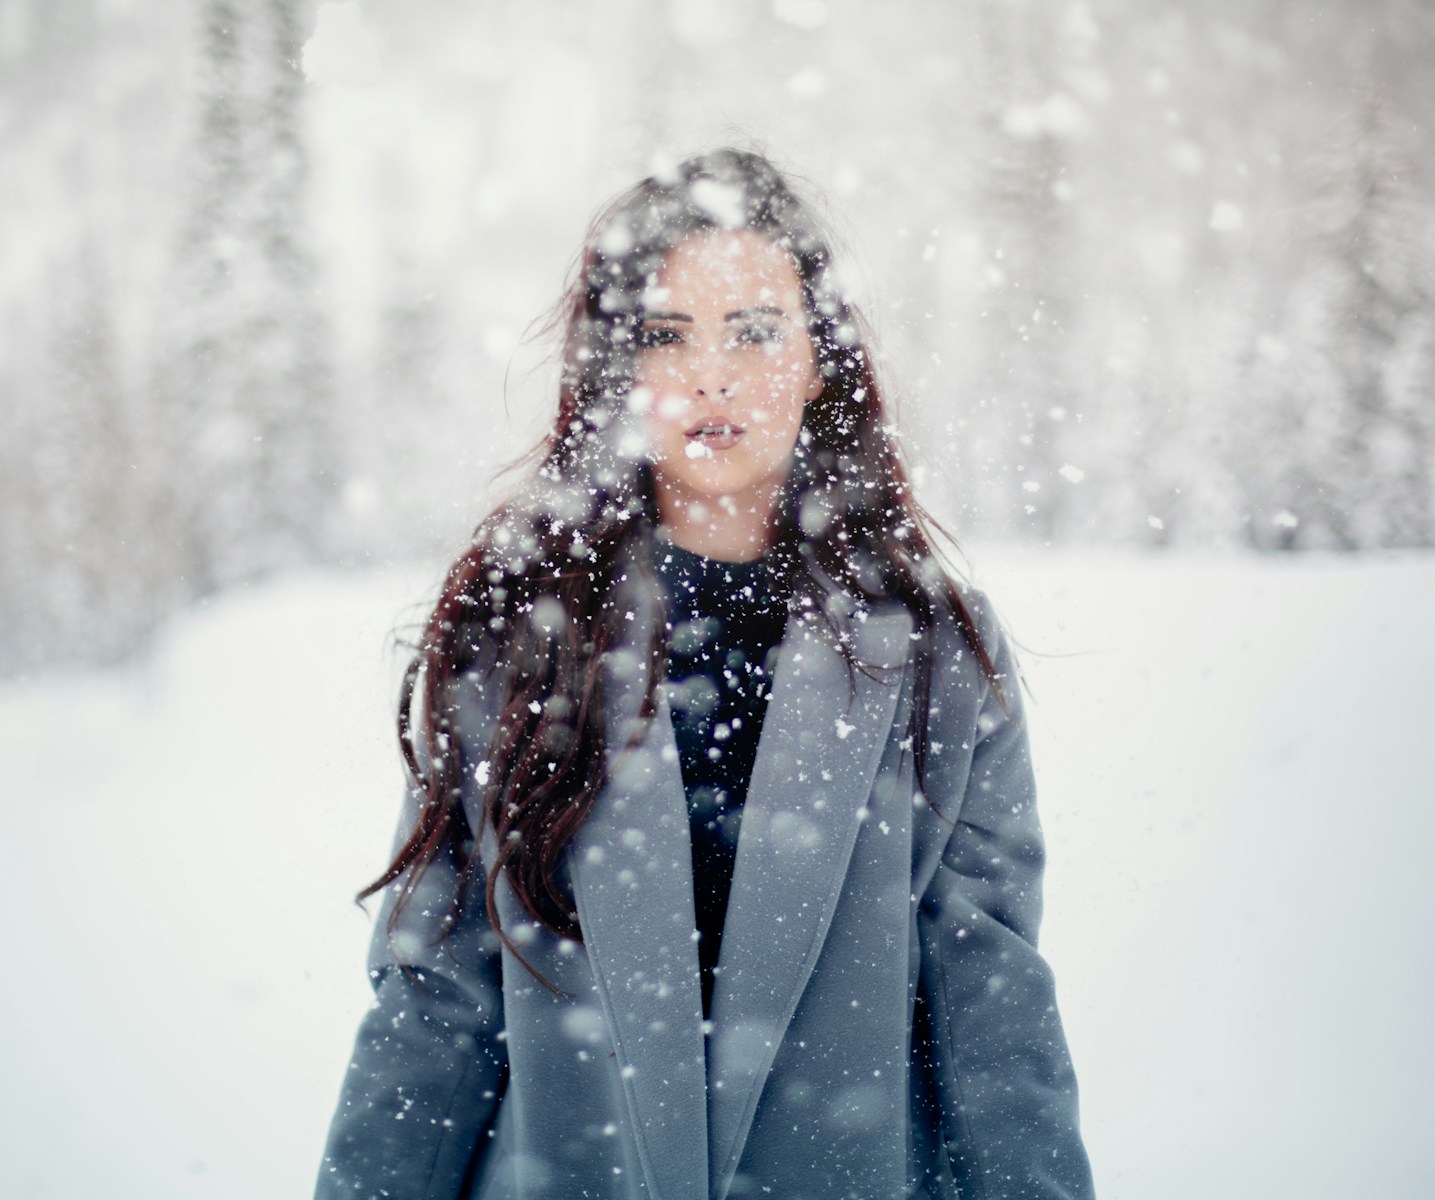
[635,325,683,349]
[732,324,785,348]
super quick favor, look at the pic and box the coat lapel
[706,601,912,1198]
[569,580,913,1200]
[570,658,710,1200]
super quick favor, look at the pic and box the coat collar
[570,677,710,1200]
[706,600,910,1198]
[571,568,913,1200]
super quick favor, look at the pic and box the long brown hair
[363,149,999,977]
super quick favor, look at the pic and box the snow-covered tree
[957,0,1082,543]
[155,0,334,593]
[1278,81,1432,548]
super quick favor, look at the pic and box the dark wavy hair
[362,149,999,980]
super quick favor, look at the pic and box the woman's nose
[689,346,737,401]
[692,381,732,399]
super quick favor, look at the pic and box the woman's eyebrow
[640,306,790,322]
[725,305,789,320]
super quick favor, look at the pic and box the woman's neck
[653,481,780,563]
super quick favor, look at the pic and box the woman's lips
[684,421,745,454]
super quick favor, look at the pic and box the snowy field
[1,549,1432,1199]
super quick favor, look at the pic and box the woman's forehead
[656,230,803,301]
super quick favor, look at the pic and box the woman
[316,149,1094,1200]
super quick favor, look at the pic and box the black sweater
[652,540,791,1020]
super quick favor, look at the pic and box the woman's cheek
[655,391,689,421]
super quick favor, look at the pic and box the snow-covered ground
[1,550,1431,1199]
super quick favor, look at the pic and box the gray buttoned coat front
[316,585,1094,1200]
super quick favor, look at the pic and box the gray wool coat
[316,581,1094,1200]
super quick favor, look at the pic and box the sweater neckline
[650,537,793,619]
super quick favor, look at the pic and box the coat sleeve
[315,711,508,1199]
[916,602,1095,1200]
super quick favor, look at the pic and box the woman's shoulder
[425,619,511,746]
[948,576,1008,656]
[920,574,1021,710]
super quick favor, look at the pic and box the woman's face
[632,229,823,555]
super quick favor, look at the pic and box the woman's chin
[654,458,791,507]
